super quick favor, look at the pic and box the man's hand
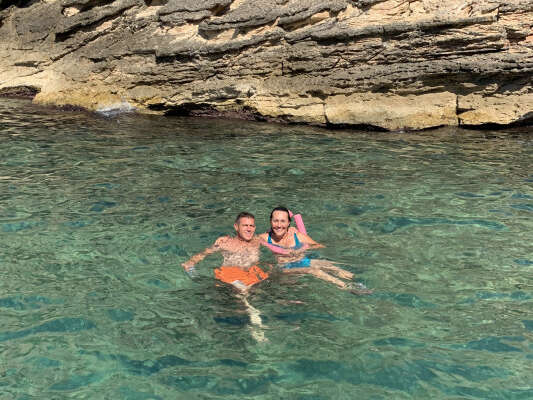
[287,250,302,258]
[182,261,195,271]
[288,244,309,257]
[182,262,198,278]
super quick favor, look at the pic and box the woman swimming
[259,206,372,294]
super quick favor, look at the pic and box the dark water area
[0,98,532,399]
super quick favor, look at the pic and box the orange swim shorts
[214,265,269,287]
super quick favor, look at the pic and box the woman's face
[270,210,290,238]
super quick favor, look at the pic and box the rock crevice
[1,0,532,130]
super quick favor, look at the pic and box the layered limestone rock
[0,0,532,130]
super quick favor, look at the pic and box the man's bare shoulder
[213,236,232,248]
[258,232,269,241]
[249,236,262,246]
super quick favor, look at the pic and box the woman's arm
[295,231,325,249]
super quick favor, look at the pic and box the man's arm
[181,237,225,271]
[257,232,269,244]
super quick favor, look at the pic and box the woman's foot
[335,269,354,280]
[345,282,373,295]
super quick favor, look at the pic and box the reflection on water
[0,98,532,399]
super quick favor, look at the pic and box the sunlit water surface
[1,98,532,399]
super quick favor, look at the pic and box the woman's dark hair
[270,206,291,222]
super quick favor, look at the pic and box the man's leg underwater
[235,289,267,343]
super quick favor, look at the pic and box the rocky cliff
[1,0,532,130]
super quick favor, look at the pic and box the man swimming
[181,212,268,292]
[182,212,269,342]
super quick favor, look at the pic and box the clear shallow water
[0,97,532,399]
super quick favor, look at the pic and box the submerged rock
[0,0,532,130]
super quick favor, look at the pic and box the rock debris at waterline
[1,0,532,131]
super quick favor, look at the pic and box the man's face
[234,217,256,241]
[270,210,290,238]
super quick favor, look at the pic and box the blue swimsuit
[268,232,311,269]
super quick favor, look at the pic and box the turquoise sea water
[0,97,532,399]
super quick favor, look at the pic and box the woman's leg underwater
[283,266,347,288]
[310,259,354,280]
[283,265,372,294]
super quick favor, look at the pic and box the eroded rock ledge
[1,0,532,130]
